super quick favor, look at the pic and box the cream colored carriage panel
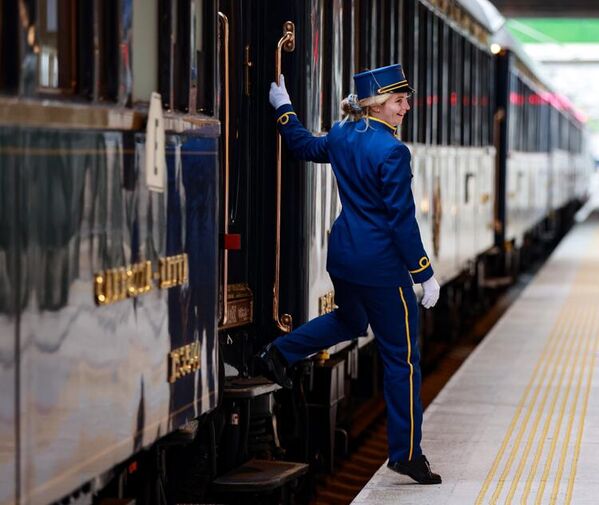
[456,147,476,270]
[551,150,570,210]
[472,147,495,257]
[567,152,577,202]
[411,144,434,264]
[306,162,339,322]
[537,153,550,218]
[411,144,452,285]
[520,153,544,236]
[575,153,593,202]
[438,147,460,284]
[506,152,526,245]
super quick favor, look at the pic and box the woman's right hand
[269,74,291,109]
[421,276,440,309]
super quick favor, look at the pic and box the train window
[333,0,346,123]
[446,26,454,145]
[437,17,448,145]
[132,0,157,104]
[0,0,20,92]
[507,72,517,151]
[540,98,549,151]
[519,80,525,151]
[342,0,353,96]
[529,88,536,151]
[522,82,529,151]
[513,77,520,151]
[2,1,132,102]
[378,0,391,67]
[357,0,372,71]
[75,1,93,99]
[401,0,416,143]
[528,87,533,151]
[33,0,77,93]
[428,10,437,145]
[322,0,333,130]
[93,0,121,102]
[323,0,345,130]
[462,40,471,146]
[416,2,427,144]
[450,30,463,145]
[389,0,402,65]
[471,47,480,147]
[477,50,483,146]
[159,0,215,114]
[480,52,489,146]
[535,90,541,151]
[307,0,323,132]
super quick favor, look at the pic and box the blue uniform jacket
[276,104,433,287]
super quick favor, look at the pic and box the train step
[212,458,309,494]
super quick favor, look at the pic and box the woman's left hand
[269,74,292,109]
[421,276,440,309]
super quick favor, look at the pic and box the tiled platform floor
[352,216,599,505]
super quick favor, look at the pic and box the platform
[352,215,599,504]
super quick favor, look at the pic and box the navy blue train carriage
[0,1,591,504]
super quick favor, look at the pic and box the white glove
[269,74,292,109]
[421,276,440,309]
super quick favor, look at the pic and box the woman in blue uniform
[259,64,441,485]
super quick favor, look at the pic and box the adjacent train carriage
[0,0,592,504]
[492,27,590,269]
[1,1,219,504]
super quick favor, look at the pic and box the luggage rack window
[0,0,20,93]
[159,0,215,114]
[0,0,134,104]
[31,0,78,95]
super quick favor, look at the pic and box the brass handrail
[218,11,230,327]
[273,21,295,333]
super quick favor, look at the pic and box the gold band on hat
[377,79,409,94]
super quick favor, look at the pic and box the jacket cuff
[409,256,434,284]
[275,104,296,126]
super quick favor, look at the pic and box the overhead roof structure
[456,0,505,32]
[491,0,599,17]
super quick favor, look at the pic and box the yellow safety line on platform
[533,305,592,504]
[474,300,570,505]
[535,268,597,505]
[488,304,582,504]
[520,304,593,504]
[566,306,599,504]
[476,230,599,505]
[548,307,596,504]
[504,304,588,504]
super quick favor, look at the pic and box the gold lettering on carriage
[94,254,189,306]
[168,341,201,383]
[319,291,336,316]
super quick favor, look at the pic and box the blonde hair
[339,93,392,126]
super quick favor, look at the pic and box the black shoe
[255,343,293,389]
[387,454,442,485]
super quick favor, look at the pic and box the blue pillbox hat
[353,64,415,100]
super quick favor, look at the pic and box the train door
[215,0,309,356]
[215,0,356,473]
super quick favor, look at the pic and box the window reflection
[35,0,75,92]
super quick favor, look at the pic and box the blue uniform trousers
[273,276,423,463]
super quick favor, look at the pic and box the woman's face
[372,92,411,127]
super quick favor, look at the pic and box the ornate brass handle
[218,11,230,327]
[273,21,295,333]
